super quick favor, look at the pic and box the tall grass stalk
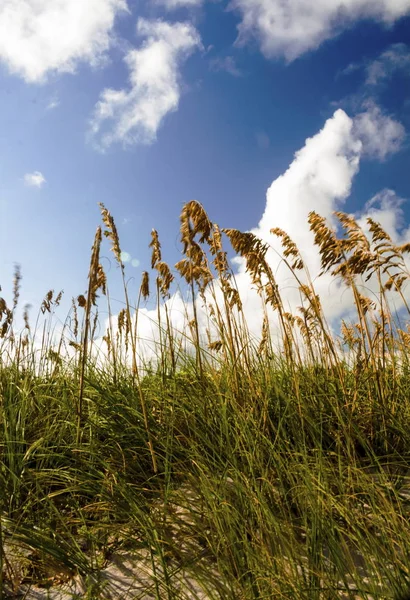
[1,202,410,598]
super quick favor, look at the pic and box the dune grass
[1,201,410,599]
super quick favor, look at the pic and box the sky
[0,0,410,345]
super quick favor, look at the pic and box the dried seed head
[94,264,107,297]
[180,200,212,253]
[140,271,150,300]
[398,242,410,254]
[156,261,174,298]
[0,296,13,338]
[0,297,8,318]
[103,331,112,357]
[69,341,81,352]
[99,203,122,265]
[117,308,126,335]
[23,304,31,331]
[77,295,87,308]
[336,212,370,252]
[175,257,212,293]
[12,264,22,310]
[384,274,407,292]
[149,229,162,269]
[211,223,223,252]
[223,229,267,289]
[208,340,223,352]
[41,290,54,314]
[88,227,104,306]
[367,218,392,245]
[271,227,304,270]
[258,315,269,354]
[71,297,79,338]
[341,321,359,349]
[308,211,343,274]
[55,290,63,306]
[358,294,376,315]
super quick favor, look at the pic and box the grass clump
[1,202,410,599]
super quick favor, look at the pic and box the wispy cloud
[47,96,60,110]
[231,0,410,61]
[353,101,406,160]
[154,0,203,8]
[340,43,410,86]
[0,0,128,83]
[209,56,243,77]
[24,171,46,188]
[365,43,410,86]
[89,19,201,150]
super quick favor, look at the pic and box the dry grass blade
[77,226,103,444]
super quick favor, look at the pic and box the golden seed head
[99,203,122,265]
[156,261,174,298]
[41,290,54,314]
[271,227,304,270]
[140,271,150,300]
[12,264,22,310]
[208,340,223,352]
[149,229,162,269]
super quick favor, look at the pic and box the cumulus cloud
[234,106,407,321]
[94,104,408,366]
[89,19,201,150]
[357,188,407,241]
[0,0,127,84]
[231,0,410,60]
[24,171,46,188]
[353,102,405,160]
[366,42,410,85]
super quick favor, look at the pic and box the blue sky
[0,0,410,332]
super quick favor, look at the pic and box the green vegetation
[1,201,410,599]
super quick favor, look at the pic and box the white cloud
[47,99,60,110]
[47,95,60,110]
[233,106,408,330]
[89,19,201,150]
[209,56,243,77]
[366,43,410,85]
[0,0,128,83]
[93,104,408,366]
[357,188,406,241]
[24,171,46,188]
[231,0,410,60]
[353,102,405,160]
